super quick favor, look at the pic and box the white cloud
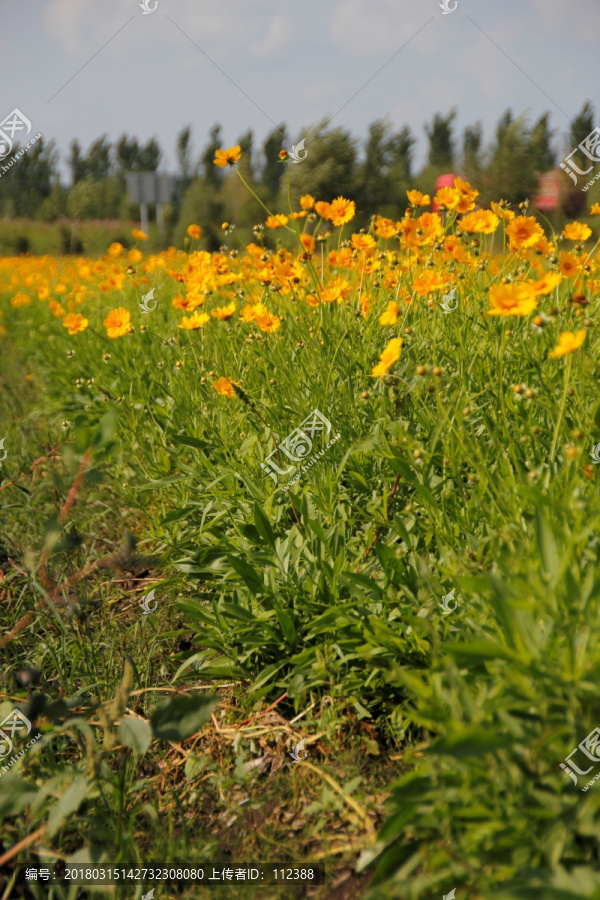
[249,15,292,58]
[531,0,600,41]
[330,0,433,56]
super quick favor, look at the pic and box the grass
[2,180,600,899]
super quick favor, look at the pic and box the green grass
[2,211,600,899]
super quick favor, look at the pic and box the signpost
[125,172,172,235]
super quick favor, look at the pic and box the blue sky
[0,0,597,179]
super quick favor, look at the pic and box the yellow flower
[187,224,202,240]
[328,196,356,227]
[300,194,315,210]
[372,337,403,378]
[10,292,31,307]
[459,209,499,234]
[548,330,586,358]
[104,307,131,338]
[434,186,460,210]
[173,293,204,312]
[558,251,583,278]
[350,233,376,253]
[177,311,210,330]
[265,214,288,229]
[486,283,537,317]
[290,210,307,219]
[314,200,331,219]
[213,376,239,397]
[128,248,143,264]
[213,145,242,168]
[373,216,397,239]
[132,229,148,240]
[506,216,544,250]
[108,242,124,258]
[299,233,316,254]
[407,190,430,207]
[412,270,446,296]
[490,202,515,222]
[591,203,600,215]
[254,308,282,333]
[48,300,66,318]
[211,301,236,320]
[379,301,402,326]
[562,222,592,241]
[528,272,562,296]
[454,177,479,214]
[62,313,89,335]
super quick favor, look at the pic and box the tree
[529,113,556,173]
[116,135,141,173]
[481,111,539,205]
[260,125,287,200]
[200,124,224,188]
[388,124,415,182]
[462,122,483,185]
[69,139,86,185]
[356,119,392,217]
[0,137,59,218]
[84,136,112,180]
[176,125,193,188]
[425,109,456,168]
[569,101,594,154]
[138,138,161,171]
[287,119,358,208]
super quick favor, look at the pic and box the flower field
[2,158,600,899]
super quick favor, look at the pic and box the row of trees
[0,103,595,249]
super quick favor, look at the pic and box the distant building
[531,169,562,212]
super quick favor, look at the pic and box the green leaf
[227,555,264,594]
[118,716,152,755]
[46,776,90,837]
[170,433,210,451]
[248,661,287,693]
[535,507,559,580]
[95,406,119,448]
[160,506,199,525]
[430,727,513,757]
[150,693,219,742]
[273,603,296,646]
[253,502,276,548]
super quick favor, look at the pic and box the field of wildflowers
[2,149,600,898]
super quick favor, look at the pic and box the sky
[0,0,598,180]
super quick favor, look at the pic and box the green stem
[235,167,296,235]
[549,354,572,464]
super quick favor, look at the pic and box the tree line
[0,102,595,250]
